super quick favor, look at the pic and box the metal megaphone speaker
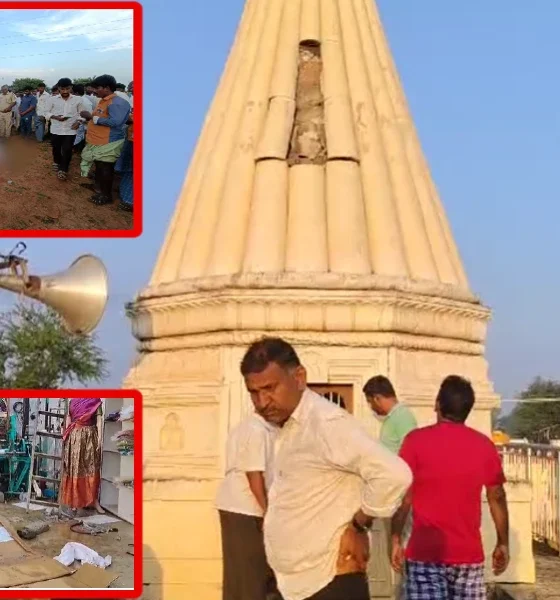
[0,252,108,335]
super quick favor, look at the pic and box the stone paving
[491,545,560,600]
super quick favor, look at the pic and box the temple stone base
[127,333,519,599]
[142,480,222,600]
[483,482,535,585]
[139,484,535,600]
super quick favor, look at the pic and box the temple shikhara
[126,0,535,598]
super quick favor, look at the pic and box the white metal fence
[500,443,560,551]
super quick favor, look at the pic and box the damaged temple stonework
[287,41,327,166]
[124,0,535,598]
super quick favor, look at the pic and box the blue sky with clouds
[0,8,132,86]
[1,0,559,408]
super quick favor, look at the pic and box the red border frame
[0,389,143,598]
[0,2,143,238]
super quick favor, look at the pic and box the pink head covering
[63,398,102,440]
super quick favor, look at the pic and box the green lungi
[80,139,125,177]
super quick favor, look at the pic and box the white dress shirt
[88,94,100,109]
[264,389,412,600]
[215,413,277,517]
[115,90,132,105]
[45,95,87,135]
[35,91,51,118]
[80,95,94,112]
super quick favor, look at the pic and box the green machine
[0,413,32,496]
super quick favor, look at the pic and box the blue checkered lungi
[405,561,485,600]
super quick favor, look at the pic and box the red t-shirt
[399,421,506,564]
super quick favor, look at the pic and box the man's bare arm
[246,471,267,512]
[487,484,509,546]
[391,489,412,539]
[487,483,510,575]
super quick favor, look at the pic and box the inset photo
[0,392,141,597]
[0,3,141,236]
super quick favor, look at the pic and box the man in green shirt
[363,375,417,454]
[363,375,417,599]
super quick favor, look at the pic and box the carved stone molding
[142,478,219,502]
[143,456,220,482]
[132,329,485,357]
[139,272,480,304]
[129,287,490,346]
[139,394,221,408]
[125,347,223,385]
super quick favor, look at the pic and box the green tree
[73,77,95,86]
[491,408,507,430]
[11,78,45,93]
[505,377,560,442]
[0,303,108,389]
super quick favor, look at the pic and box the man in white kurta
[0,86,16,138]
[35,83,51,142]
[240,337,413,600]
[12,94,21,132]
[215,411,278,600]
[44,78,87,180]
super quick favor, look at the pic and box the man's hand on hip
[336,525,370,575]
[390,534,404,573]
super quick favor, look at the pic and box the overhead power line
[0,13,57,26]
[501,397,560,404]
[0,45,132,60]
[0,24,132,47]
[0,16,132,41]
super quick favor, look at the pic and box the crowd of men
[217,337,510,600]
[0,75,134,212]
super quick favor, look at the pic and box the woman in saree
[60,398,105,513]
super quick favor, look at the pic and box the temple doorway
[309,384,354,413]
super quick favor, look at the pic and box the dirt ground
[0,501,134,589]
[0,133,133,231]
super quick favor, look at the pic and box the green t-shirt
[380,403,417,454]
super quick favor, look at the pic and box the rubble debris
[71,521,119,536]
[17,520,50,540]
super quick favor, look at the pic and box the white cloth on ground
[54,541,112,569]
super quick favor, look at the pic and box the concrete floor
[0,502,134,588]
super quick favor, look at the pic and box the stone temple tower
[126,1,534,598]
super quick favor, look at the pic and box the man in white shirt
[86,85,100,109]
[12,93,21,132]
[127,81,134,108]
[115,83,132,105]
[215,410,278,600]
[240,338,413,600]
[44,78,86,180]
[71,84,93,153]
[0,86,16,139]
[35,82,50,143]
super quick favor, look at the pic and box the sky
[0,8,133,86]
[2,0,559,407]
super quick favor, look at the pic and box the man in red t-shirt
[391,375,509,600]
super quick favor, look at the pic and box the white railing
[500,443,560,551]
